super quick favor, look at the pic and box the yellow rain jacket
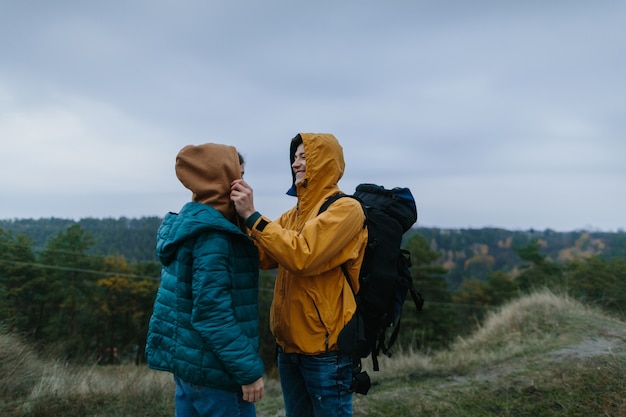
[245,133,368,355]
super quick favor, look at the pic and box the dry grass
[0,330,45,401]
[351,291,626,417]
[2,290,625,417]
[433,290,604,373]
[30,361,173,398]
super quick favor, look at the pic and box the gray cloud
[1,1,624,231]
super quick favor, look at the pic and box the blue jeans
[174,376,256,417]
[278,348,353,417]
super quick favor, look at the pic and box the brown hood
[175,143,240,220]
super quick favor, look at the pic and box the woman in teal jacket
[145,143,265,417]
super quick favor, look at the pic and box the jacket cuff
[245,212,262,229]
[245,212,270,232]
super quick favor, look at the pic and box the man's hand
[242,377,264,403]
[230,179,257,220]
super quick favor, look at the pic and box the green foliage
[565,256,626,318]
[514,240,564,293]
[400,234,458,351]
[0,225,160,363]
[412,227,626,291]
[486,271,519,305]
[2,219,626,371]
[510,241,626,321]
[37,226,98,349]
[0,217,162,262]
[0,229,37,330]
[453,271,519,332]
[411,227,528,291]
[94,255,160,364]
[257,269,277,372]
[3,218,625,275]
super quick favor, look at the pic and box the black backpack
[319,183,424,394]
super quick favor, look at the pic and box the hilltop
[343,290,626,416]
[2,290,624,416]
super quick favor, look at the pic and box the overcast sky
[1,1,624,232]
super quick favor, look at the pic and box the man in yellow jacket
[231,133,368,417]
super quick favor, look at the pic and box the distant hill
[2,218,625,288]
[0,217,162,263]
[410,227,626,290]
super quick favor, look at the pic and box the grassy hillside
[1,290,624,417]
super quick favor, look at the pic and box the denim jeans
[277,348,353,417]
[174,375,256,417]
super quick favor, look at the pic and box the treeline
[414,227,626,291]
[1,220,625,371]
[0,217,162,262]
[2,217,625,288]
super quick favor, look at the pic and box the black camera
[351,370,371,395]
[349,358,371,395]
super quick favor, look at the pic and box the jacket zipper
[312,301,330,352]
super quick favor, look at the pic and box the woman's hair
[238,152,245,178]
[289,134,303,165]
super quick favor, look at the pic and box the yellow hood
[290,133,345,217]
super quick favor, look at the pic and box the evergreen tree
[403,233,458,350]
[453,271,519,331]
[514,240,563,293]
[36,225,101,356]
[565,256,626,319]
[0,229,37,331]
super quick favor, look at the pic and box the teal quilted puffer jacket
[145,202,265,390]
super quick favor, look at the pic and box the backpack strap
[318,192,365,297]
[341,264,355,296]
[318,193,348,215]
[319,193,384,372]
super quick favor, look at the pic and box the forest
[1,217,625,370]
